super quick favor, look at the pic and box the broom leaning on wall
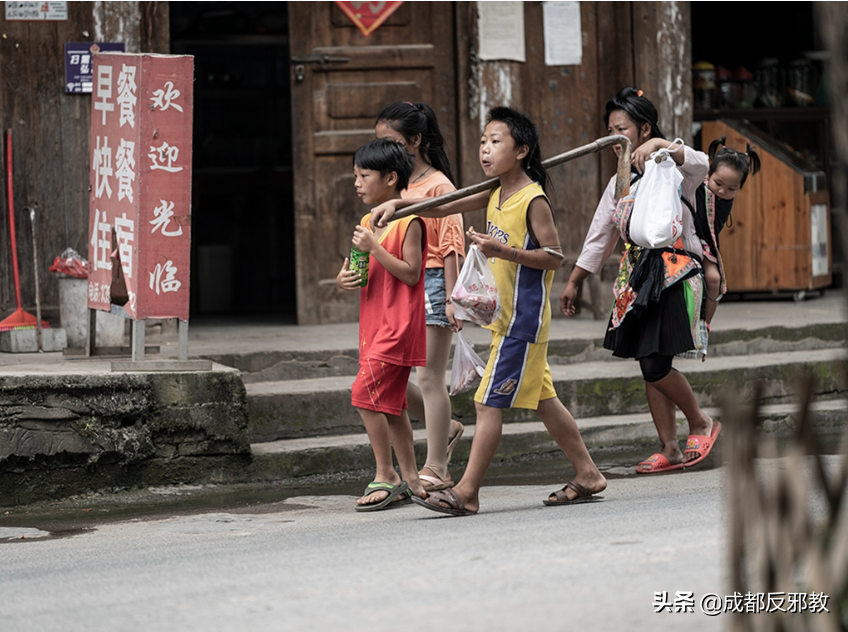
[0,129,66,352]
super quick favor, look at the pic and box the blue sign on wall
[64,42,125,94]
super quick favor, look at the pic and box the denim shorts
[424,268,451,328]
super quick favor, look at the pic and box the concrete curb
[0,365,251,506]
[245,349,847,442]
[243,399,848,482]
[203,321,847,383]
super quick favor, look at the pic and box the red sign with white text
[88,53,194,320]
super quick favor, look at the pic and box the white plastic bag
[629,139,685,249]
[450,245,500,326]
[449,332,486,396]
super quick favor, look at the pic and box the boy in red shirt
[336,139,427,511]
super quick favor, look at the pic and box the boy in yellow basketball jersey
[372,107,607,515]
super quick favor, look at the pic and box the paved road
[0,465,748,632]
[2,456,843,632]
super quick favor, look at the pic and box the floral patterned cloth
[608,178,707,356]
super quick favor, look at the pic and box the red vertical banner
[136,54,193,320]
[88,53,194,321]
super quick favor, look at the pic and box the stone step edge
[245,348,847,395]
[206,321,846,376]
[251,399,848,456]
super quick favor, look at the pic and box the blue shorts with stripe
[474,331,557,410]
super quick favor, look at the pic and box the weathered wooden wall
[0,1,692,324]
[0,1,168,320]
[455,1,692,278]
[632,2,692,142]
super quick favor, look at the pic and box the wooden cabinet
[700,119,831,296]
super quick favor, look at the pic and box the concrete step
[245,348,847,443]
[547,322,846,366]
[242,399,848,482]
[205,321,845,384]
[206,349,360,384]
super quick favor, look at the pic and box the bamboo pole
[392,135,632,220]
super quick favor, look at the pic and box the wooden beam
[140,1,170,54]
[631,2,692,143]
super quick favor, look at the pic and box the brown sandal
[543,480,603,506]
[412,489,476,516]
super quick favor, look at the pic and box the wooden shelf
[696,107,831,184]
[695,106,829,122]
[172,34,289,47]
[194,89,287,98]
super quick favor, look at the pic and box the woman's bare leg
[645,370,713,464]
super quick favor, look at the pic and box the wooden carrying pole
[393,135,632,220]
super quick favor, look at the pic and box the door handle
[291,54,350,82]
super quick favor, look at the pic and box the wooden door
[289,2,457,324]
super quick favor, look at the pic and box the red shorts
[351,359,411,416]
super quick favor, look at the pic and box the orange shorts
[351,358,411,416]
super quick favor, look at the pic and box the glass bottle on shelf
[804,51,829,105]
[693,61,716,110]
[756,58,783,108]
[733,66,756,109]
[787,58,815,107]
[715,65,733,109]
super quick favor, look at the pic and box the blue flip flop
[355,481,411,512]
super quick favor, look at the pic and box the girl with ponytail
[370,106,607,515]
[375,101,465,492]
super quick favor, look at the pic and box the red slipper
[683,421,722,468]
[636,453,685,474]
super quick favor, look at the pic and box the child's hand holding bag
[450,244,501,326]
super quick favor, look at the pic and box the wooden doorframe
[289,5,318,325]
[288,2,459,325]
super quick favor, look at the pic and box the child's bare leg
[442,403,503,514]
[387,410,425,498]
[703,260,721,325]
[357,407,402,506]
[418,325,454,482]
[405,381,425,423]
[536,397,607,500]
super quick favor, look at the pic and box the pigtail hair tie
[636,90,643,97]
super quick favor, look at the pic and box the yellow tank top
[485,182,553,343]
